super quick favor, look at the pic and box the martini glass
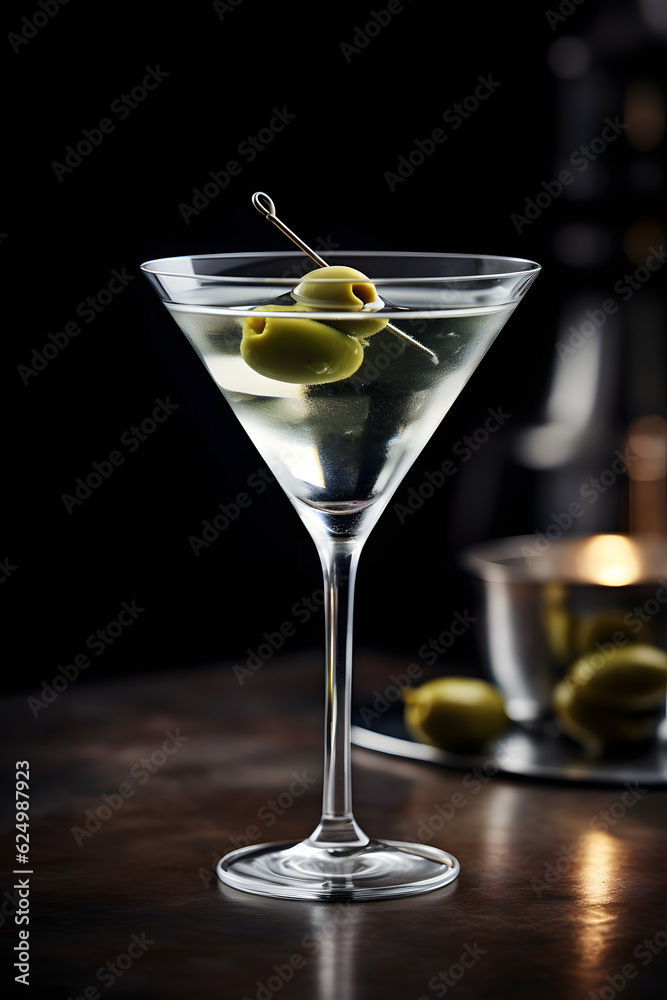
[141,237,540,900]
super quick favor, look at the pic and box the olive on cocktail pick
[293,265,382,310]
[240,193,438,383]
[292,265,389,340]
[251,192,438,363]
[241,313,364,384]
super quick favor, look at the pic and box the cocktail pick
[252,192,439,364]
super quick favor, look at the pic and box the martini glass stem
[307,534,370,850]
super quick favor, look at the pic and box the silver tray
[351,713,667,785]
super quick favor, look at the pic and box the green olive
[292,265,382,309]
[552,679,662,746]
[255,302,300,312]
[325,314,388,340]
[572,609,646,657]
[240,314,364,384]
[403,677,510,750]
[568,644,667,712]
[292,266,388,340]
[552,644,667,747]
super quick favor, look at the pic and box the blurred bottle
[449,0,667,558]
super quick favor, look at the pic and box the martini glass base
[217,838,460,901]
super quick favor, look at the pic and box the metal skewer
[252,192,438,364]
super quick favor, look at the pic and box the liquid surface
[167,302,513,533]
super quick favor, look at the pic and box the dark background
[3,0,666,694]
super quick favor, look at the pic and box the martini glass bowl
[141,250,540,900]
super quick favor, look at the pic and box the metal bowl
[461,534,667,723]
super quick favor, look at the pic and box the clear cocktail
[142,237,540,900]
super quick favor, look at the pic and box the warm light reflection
[577,535,642,586]
[573,832,621,973]
[623,218,667,266]
[309,899,359,1000]
[577,830,620,906]
[623,80,665,151]
[627,416,667,534]
[628,415,667,482]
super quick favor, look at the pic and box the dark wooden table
[2,651,666,999]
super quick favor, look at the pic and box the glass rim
[140,250,541,285]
